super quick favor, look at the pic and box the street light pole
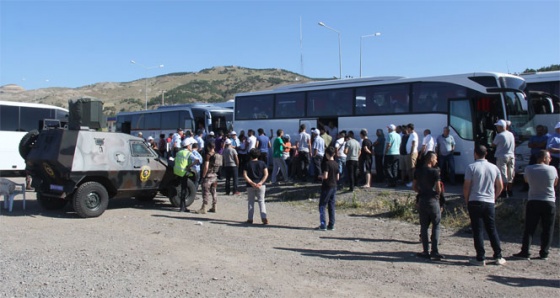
[360,32,381,78]
[318,22,342,79]
[130,60,164,110]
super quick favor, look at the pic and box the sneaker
[262,218,269,225]
[327,226,335,231]
[495,257,507,265]
[416,252,430,259]
[316,226,327,231]
[469,259,486,266]
[430,253,445,261]
[536,255,548,261]
[245,219,253,224]
[512,252,530,260]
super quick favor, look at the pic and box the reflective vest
[173,149,192,177]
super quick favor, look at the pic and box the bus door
[448,98,476,173]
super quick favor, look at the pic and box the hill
[0,66,315,115]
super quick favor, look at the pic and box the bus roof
[235,72,521,97]
[520,71,560,83]
[116,103,232,116]
[0,100,68,111]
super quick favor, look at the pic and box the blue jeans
[468,201,503,261]
[438,154,455,184]
[319,187,337,229]
[337,156,346,186]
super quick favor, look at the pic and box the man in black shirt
[413,151,444,260]
[359,129,373,187]
[317,146,340,231]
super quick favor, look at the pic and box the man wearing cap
[174,138,198,212]
[230,131,240,150]
[222,138,239,195]
[492,119,515,198]
[547,122,560,169]
[385,124,402,187]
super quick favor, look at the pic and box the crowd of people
[145,119,559,264]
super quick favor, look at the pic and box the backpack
[208,152,223,174]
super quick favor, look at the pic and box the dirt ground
[1,177,559,297]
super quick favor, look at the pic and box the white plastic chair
[0,178,26,212]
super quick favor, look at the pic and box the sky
[0,0,559,90]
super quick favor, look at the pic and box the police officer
[174,138,198,212]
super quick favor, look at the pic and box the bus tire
[168,179,196,208]
[72,182,109,218]
[19,130,40,160]
[37,192,68,210]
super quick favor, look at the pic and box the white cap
[181,138,196,147]
[209,131,215,136]
[311,129,319,135]
[387,124,396,130]
[494,119,507,127]
[231,131,237,135]
[555,122,560,129]
[225,138,232,145]
[147,136,154,141]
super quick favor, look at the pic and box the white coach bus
[233,72,533,175]
[0,100,68,176]
[115,103,233,139]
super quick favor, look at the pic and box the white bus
[520,71,559,130]
[0,100,68,177]
[234,72,530,175]
[115,103,233,139]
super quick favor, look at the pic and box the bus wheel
[19,130,40,160]
[37,192,68,210]
[72,182,109,218]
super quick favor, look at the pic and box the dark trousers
[319,187,337,229]
[374,154,385,182]
[312,155,323,180]
[520,200,556,258]
[224,166,238,194]
[419,200,441,254]
[384,154,399,186]
[345,160,358,191]
[296,151,310,180]
[468,201,503,261]
[438,154,455,184]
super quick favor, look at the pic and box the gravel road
[1,177,559,297]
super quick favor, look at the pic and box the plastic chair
[0,178,26,212]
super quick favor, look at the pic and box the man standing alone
[463,145,506,266]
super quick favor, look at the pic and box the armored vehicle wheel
[37,193,68,210]
[19,129,40,159]
[168,179,196,208]
[72,182,109,218]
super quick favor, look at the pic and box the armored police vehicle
[21,98,196,218]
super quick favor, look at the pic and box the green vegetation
[522,64,560,73]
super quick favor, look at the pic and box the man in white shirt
[421,129,435,155]
[405,123,419,187]
[295,124,312,181]
[334,130,347,188]
[492,119,515,198]
[247,129,257,151]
